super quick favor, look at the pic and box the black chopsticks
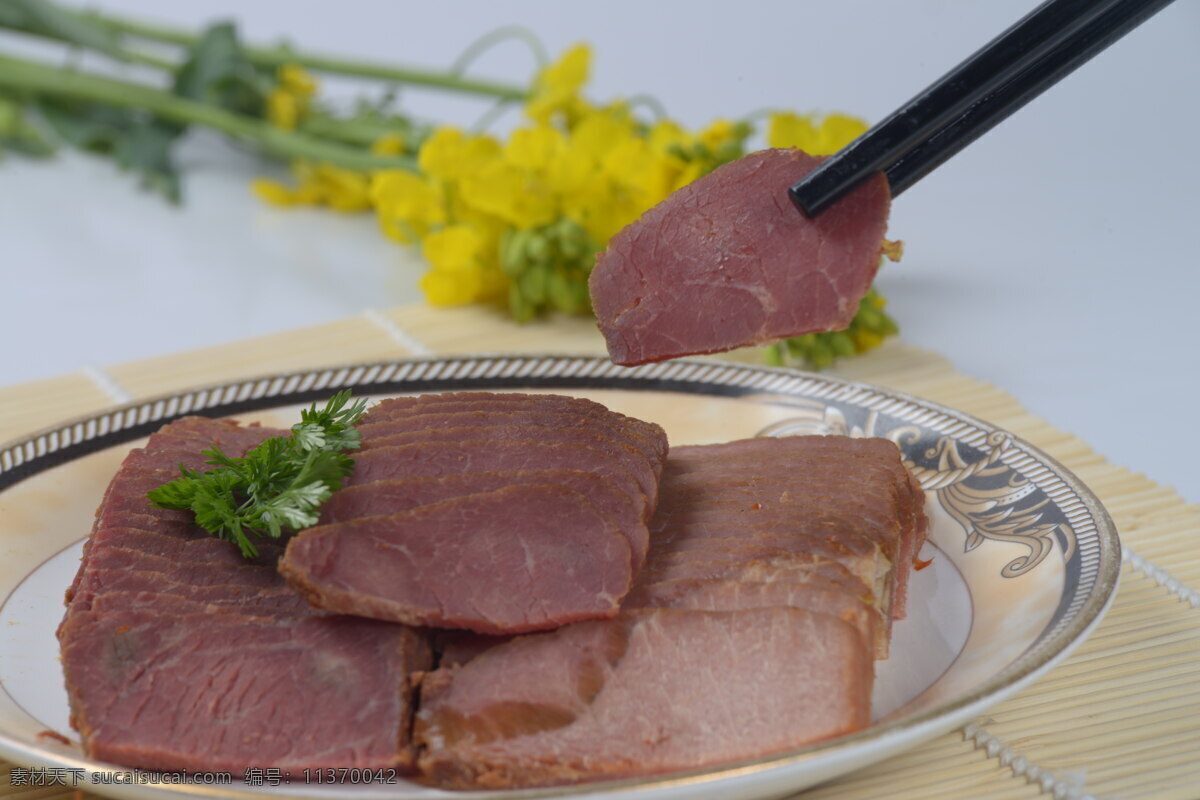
[789,0,1177,218]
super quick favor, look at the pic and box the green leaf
[113,118,182,202]
[147,392,366,558]
[36,98,183,202]
[0,0,126,61]
[147,471,202,510]
[0,95,55,157]
[172,21,265,117]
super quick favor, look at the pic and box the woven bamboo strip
[1012,661,1200,705]
[0,776,79,800]
[0,374,115,445]
[797,745,1046,800]
[107,316,410,399]
[797,745,991,791]
[1101,761,1200,798]
[1003,642,1200,695]
[2,306,1197,799]
[386,305,609,357]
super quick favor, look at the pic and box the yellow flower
[852,330,885,352]
[767,112,816,150]
[424,225,483,273]
[252,177,301,206]
[419,225,505,306]
[602,136,675,208]
[371,132,406,156]
[526,44,591,125]
[420,269,484,306]
[547,107,636,201]
[278,64,317,97]
[417,127,502,182]
[813,113,868,154]
[250,163,369,211]
[316,164,371,212]
[371,169,445,242]
[504,125,566,171]
[698,118,737,151]
[648,119,691,153]
[462,160,557,230]
[266,89,300,131]
[266,64,318,131]
[767,111,868,155]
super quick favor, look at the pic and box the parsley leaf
[147,390,368,558]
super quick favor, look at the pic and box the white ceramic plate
[0,355,1119,800]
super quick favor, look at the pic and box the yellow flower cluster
[265,64,318,131]
[766,111,868,155]
[252,47,896,362]
[252,162,371,211]
[368,44,760,315]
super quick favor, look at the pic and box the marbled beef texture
[59,417,432,775]
[358,392,668,463]
[589,147,891,365]
[320,470,647,572]
[61,610,428,774]
[410,435,924,789]
[281,485,633,633]
[415,608,871,789]
[282,392,669,633]
[665,436,928,619]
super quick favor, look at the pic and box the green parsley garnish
[148,390,368,558]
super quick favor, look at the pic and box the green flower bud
[713,139,743,165]
[519,262,549,305]
[501,229,533,277]
[829,331,856,357]
[854,304,883,330]
[548,269,576,313]
[808,339,835,369]
[526,232,553,265]
[508,282,534,323]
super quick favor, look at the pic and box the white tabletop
[3,0,1198,505]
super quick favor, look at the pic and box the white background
[2,1,1198,505]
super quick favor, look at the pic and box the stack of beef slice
[280,392,670,633]
[60,393,927,790]
[414,435,927,789]
[58,417,431,774]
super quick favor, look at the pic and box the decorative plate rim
[0,354,1122,800]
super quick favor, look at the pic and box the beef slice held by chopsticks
[589,148,891,365]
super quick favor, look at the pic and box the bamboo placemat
[2,304,1197,800]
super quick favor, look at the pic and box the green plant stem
[79,10,531,101]
[0,53,417,171]
[5,23,178,71]
[298,114,419,148]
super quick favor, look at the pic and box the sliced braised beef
[623,579,881,657]
[286,393,668,632]
[588,147,892,365]
[60,416,433,776]
[415,607,871,789]
[348,440,647,516]
[61,609,429,774]
[362,426,660,506]
[409,434,926,789]
[360,405,667,467]
[320,470,648,572]
[665,437,927,618]
[281,485,633,634]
